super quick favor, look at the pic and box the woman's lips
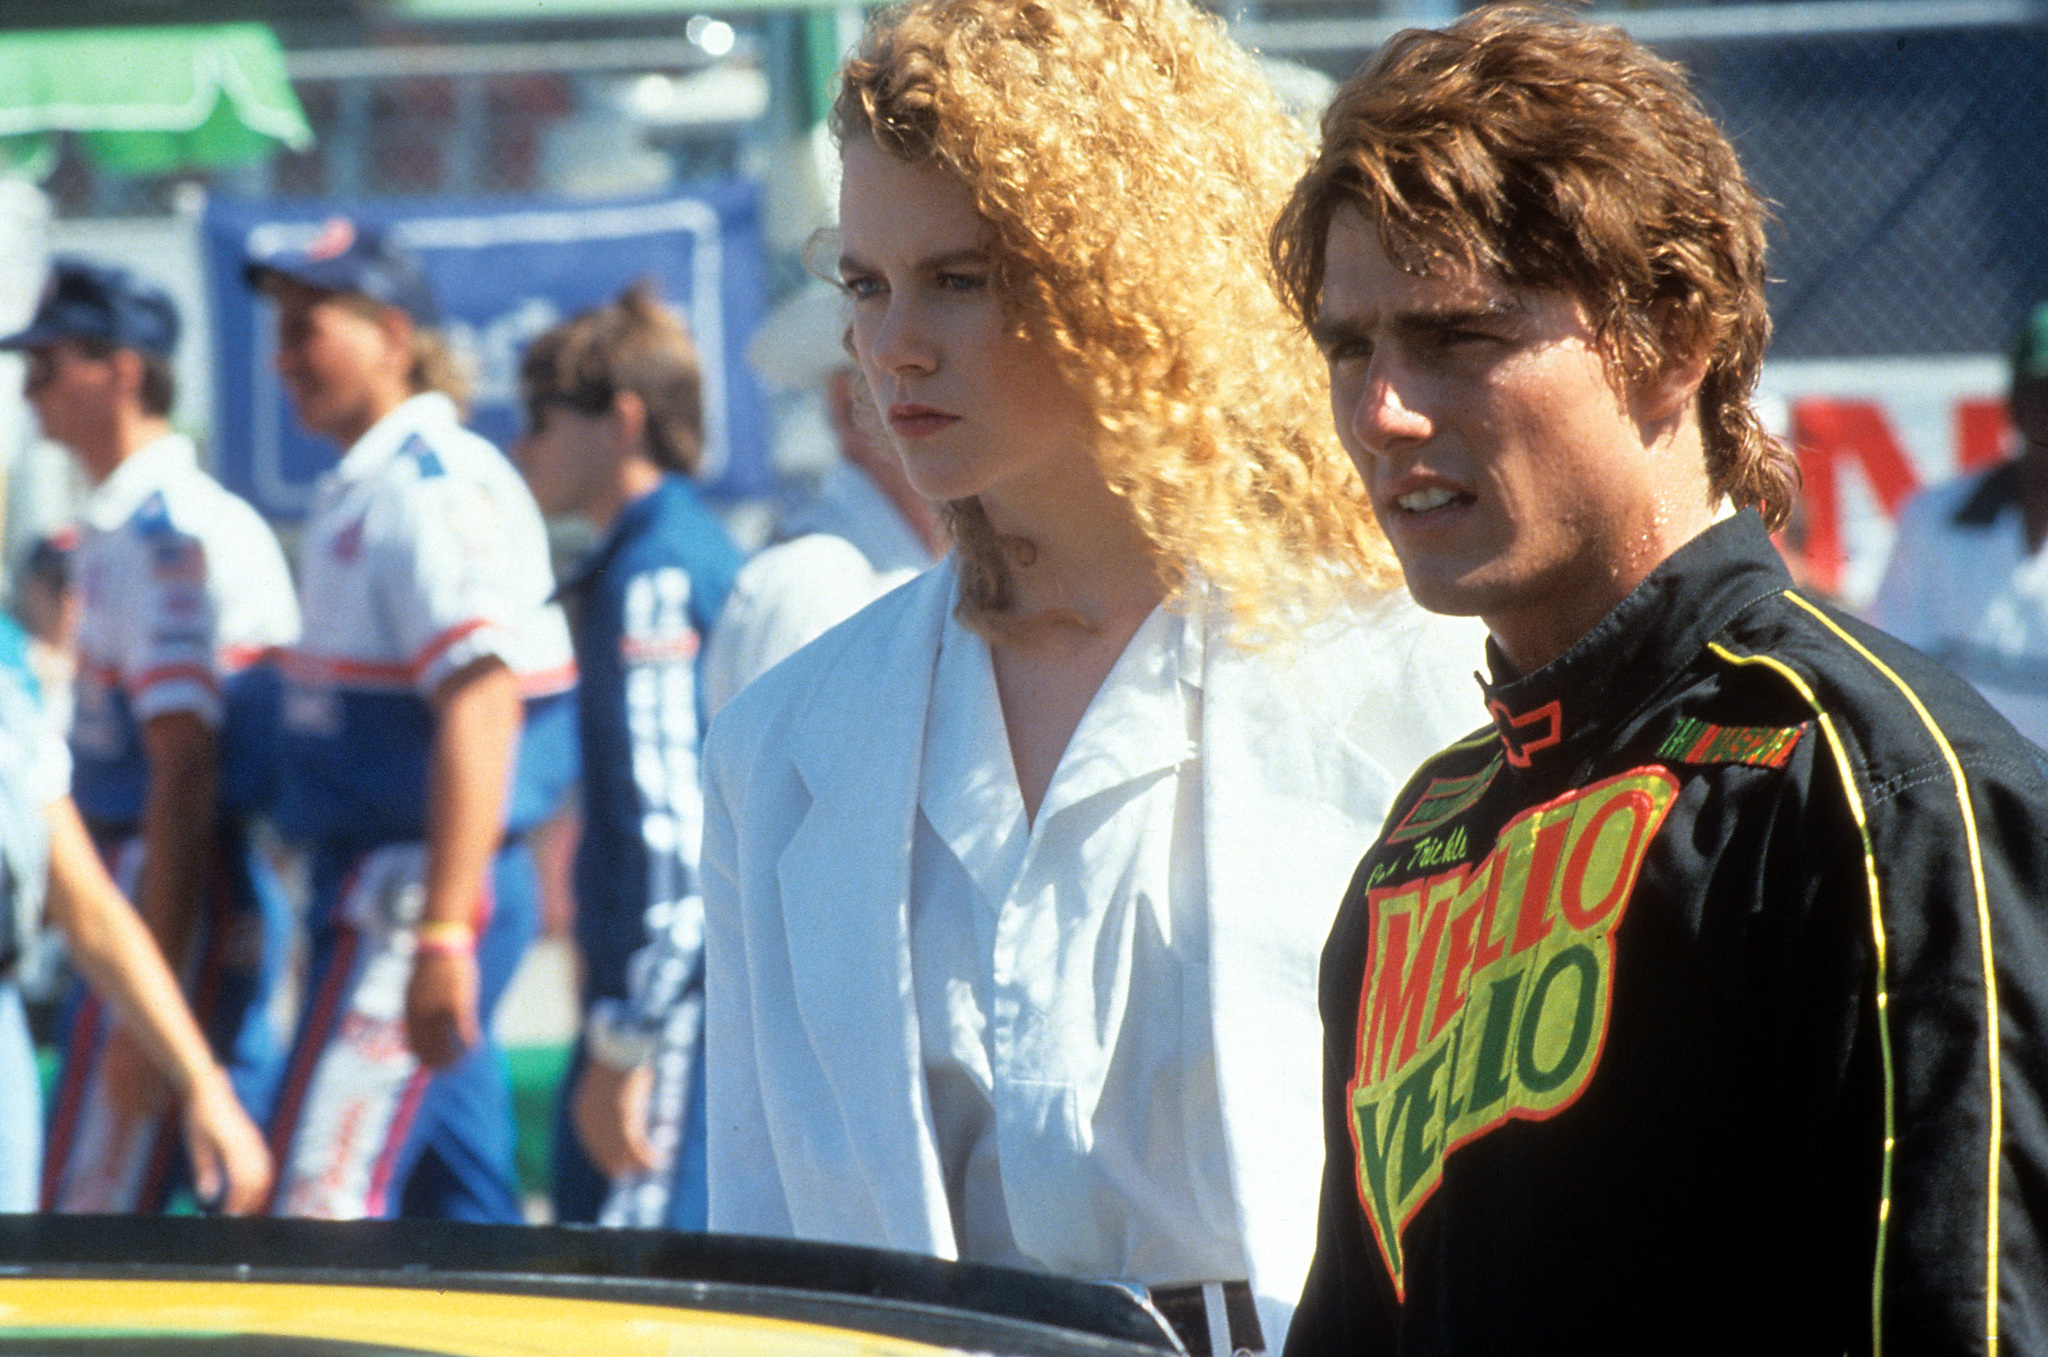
[888,404,961,438]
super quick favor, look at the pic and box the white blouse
[908,603,1245,1287]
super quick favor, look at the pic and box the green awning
[0,23,313,178]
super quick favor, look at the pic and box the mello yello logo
[1347,766,1679,1298]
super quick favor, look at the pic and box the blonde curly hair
[833,0,1398,637]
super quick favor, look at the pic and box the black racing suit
[1287,511,2048,1355]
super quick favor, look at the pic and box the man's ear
[375,306,416,380]
[108,349,146,403]
[1634,302,1710,427]
[610,388,649,453]
[1636,351,1709,426]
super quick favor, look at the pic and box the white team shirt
[286,391,573,704]
[72,432,300,733]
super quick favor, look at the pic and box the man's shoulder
[1718,588,2048,797]
[1898,461,2017,537]
[611,483,744,584]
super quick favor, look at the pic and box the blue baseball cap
[0,257,180,357]
[243,215,438,325]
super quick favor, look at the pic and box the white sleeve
[371,471,547,696]
[120,530,224,728]
[701,725,793,1235]
[1868,492,1937,647]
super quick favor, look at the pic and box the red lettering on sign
[1957,398,2009,472]
[1791,399,1923,596]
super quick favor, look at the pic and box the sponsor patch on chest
[1348,765,1679,1300]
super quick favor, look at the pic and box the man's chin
[1391,563,1498,620]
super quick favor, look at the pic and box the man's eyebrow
[1309,316,1374,351]
[1393,297,1525,331]
[1311,296,1525,349]
[837,246,990,278]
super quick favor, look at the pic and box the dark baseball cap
[0,257,180,357]
[243,215,438,325]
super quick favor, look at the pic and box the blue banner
[201,184,772,520]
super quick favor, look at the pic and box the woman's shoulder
[1213,580,1490,762]
[1241,580,1488,682]
[706,557,954,758]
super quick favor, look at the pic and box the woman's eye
[841,275,884,300]
[936,272,986,293]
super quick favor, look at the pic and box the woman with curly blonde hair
[700,0,1483,1346]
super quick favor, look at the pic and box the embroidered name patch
[1386,756,1503,844]
[1657,716,1804,768]
[1348,766,1679,1300]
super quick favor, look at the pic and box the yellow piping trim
[1442,728,1505,756]
[1707,640,1896,1355]
[1779,591,2001,1350]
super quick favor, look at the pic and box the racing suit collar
[1478,509,1794,771]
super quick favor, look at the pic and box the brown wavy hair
[518,281,704,476]
[834,0,1398,637]
[1272,3,1797,528]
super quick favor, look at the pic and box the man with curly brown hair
[1274,6,2048,1352]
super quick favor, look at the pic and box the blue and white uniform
[43,431,300,1214]
[265,392,576,1222]
[553,474,739,1227]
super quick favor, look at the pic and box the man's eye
[841,276,884,300]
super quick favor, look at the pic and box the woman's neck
[978,467,1165,635]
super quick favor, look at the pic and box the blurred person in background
[0,605,272,1214]
[700,280,942,715]
[1872,300,2048,747]
[514,282,740,1228]
[13,528,79,738]
[2,258,300,1213]
[703,1,1485,1348]
[246,219,577,1221]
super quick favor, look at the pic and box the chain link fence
[34,7,2048,363]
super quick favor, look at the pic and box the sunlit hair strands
[1272,4,1798,528]
[833,0,1399,637]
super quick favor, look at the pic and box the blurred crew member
[3,258,299,1212]
[517,283,741,1227]
[1273,8,2048,1349]
[14,528,80,737]
[700,280,942,714]
[1872,300,2048,746]
[0,608,272,1214]
[247,219,576,1221]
